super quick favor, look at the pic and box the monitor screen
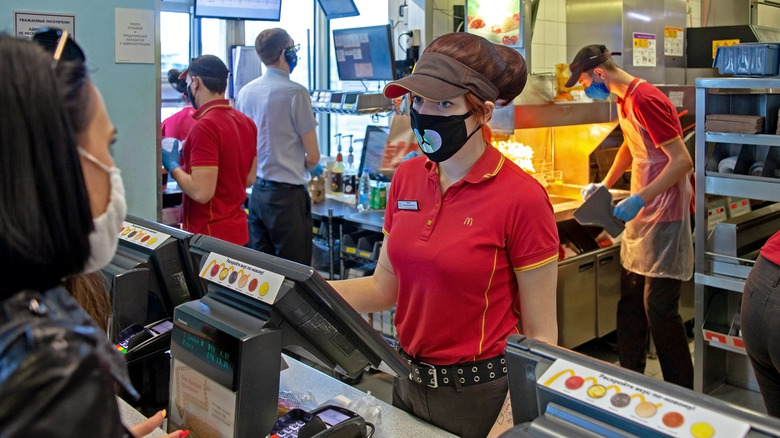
[194,0,282,21]
[113,215,204,322]
[358,125,388,174]
[187,234,410,380]
[333,24,396,81]
[317,0,359,19]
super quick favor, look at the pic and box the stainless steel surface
[693,76,780,402]
[596,247,621,337]
[566,0,687,86]
[707,203,780,279]
[345,209,385,232]
[513,101,618,128]
[557,252,597,349]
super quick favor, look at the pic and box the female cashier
[329,32,559,438]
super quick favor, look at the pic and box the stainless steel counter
[312,184,630,228]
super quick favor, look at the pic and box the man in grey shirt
[236,28,320,264]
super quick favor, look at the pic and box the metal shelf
[705,131,780,146]
[705,175,780,201]
[696,77,780,90]
[694,76,780,397]
[694,273,746,292]
[707,340,747,355]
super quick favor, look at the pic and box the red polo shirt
[181,99,257,245]
[762,232,780,266]
[384,145,559,364]
[161,104,197,140]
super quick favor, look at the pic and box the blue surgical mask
[285,46,298,73]
[584,81,611,100]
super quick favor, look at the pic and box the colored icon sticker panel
[198,252,284,305]
[119,221,170,250]
[538,359,750,438]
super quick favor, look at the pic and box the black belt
[400,349,507,388]
[256,179,304,189]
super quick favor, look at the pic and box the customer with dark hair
[161,68,196,140]
[569,44,694,389]
[330,32,559,438]
[162,55,258,245]
[235,28,320,264]
[0,31,183,437]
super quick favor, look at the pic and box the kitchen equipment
[573,185,625,238]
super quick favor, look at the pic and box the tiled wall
[530,0,567,74]
[687,0,702,27]
[531,0,703,74]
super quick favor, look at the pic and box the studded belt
[400,349,507,389]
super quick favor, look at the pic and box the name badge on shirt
[397,200,419,211]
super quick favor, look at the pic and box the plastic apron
[617,80,693,280]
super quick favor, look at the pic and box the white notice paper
[14,11,75,40]
[115,8,154,64]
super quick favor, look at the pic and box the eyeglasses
[286,44,300,54]
[32,27,86,66]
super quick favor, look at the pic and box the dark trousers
[742,254,780,418]
[392,375,508,438]
[617,268,693,389]
[247,180,312,265]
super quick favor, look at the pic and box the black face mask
[187,83,198,109]
[410,108,481,162]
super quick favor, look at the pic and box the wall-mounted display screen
[317,0,360,19]
[194,0,282,21]
[333,23,396,81]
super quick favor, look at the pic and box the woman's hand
[128,409,189,438]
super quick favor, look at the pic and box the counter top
[119,356,456,437]
[311,184,630,227]
[280,355,457,438]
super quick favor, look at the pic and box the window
[161,11,192,120]
[243,6,314,89]
[327,0,390,164]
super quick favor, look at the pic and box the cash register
[501,335,780,437]
[167,234,409,437]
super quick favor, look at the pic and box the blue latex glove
[613,194,646,222]
[402,150,421,162]
[309,163,324,177]
[161,139,181,173]
[581,182,605,200]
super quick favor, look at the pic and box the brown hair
[424,33,528,110]
[255,28,292,66]
[64,273,111,333]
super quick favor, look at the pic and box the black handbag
[0,286,137,437]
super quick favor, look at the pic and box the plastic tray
[713,43,780,76]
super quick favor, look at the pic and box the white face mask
[77,147,128,273]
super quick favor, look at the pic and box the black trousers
[392,375,508,438]
[617,268,694,389]
[247,180,312,265]
[742,254,780,418]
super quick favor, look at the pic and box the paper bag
[380,114,420,170]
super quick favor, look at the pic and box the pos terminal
[168,235,409,437]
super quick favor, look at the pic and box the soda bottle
[357,168,371,212]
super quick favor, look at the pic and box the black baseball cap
[565,44,621,88]
[179,54,229,80]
